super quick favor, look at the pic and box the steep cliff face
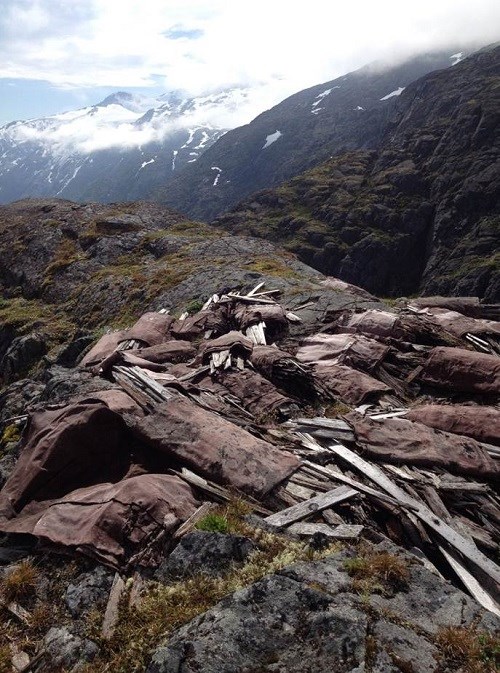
[215,46,500,300]
[161,50,462,221]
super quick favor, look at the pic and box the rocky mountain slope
[215,45,500,301]
[0,197,499,672]
[161,49,467,221]
[0,89,243,204]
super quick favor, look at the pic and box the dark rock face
[161,50,461,222]
[0,197,384,388]
[215,46,500,300]
[147,544,499,673]
[44,627,99,670]
[65,566,114,618]
[156,532,255,580]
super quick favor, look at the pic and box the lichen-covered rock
[156,532,255,581]
[147,544,500,673]
[44,627,99,671]
[65,566,114,618]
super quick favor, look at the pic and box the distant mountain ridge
[0,88,253,203]
[215,45,500,301]
[160,49,468,221]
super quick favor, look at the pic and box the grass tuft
[0,560,39,602]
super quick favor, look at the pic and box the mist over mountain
[0,88,254,203]
[160,49,468,221]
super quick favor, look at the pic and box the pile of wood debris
[0,281,499,616]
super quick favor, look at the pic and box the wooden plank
[101,573,125,639]
[264,485,358,527]
[440,547,500,617]
[310,436,500,587]
[302,460,403,510]
[172,503,214,540]
[322,508,345,525]
[288,522,363,539]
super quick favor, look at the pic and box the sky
[1,0,499,125]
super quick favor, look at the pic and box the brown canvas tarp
[129,397,299,498]
[406,404,500,447]
[80,330,128,368]
[419,347,500,394]
[423,309,500,339]
[171,305,229,339]
[344,412,499,480]
[199,331,254,362]
[233,303,288,340]
[0,475,198,568]
[132,341,196,364]
[124,312,174,346]
[409,296,481,318]
[0,402,131,519]
[344,310,404,339]
[312,362,391,405]
[217,368,292,416]
[296,333,390,373]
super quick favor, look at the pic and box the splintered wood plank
[288,522,363,539]
[322,508,345,525]
[310,436,500,587]
[102,573,125,639]
[172,503,214,540]
[264,485,357,528]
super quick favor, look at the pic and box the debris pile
[0,282,499,617]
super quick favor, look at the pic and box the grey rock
[147,574,367,673]
[44,627,99,671]
[65,566,114,618]
[372,620,438,673]
[156,532,255,581]
[0,332,47,383]
[147,542,499,673]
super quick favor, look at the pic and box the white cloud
[0,0,499,124]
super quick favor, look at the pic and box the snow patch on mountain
[211,166,222,186]
[262,131,282,149]
[450,52,464,65]
[380,87,405,101]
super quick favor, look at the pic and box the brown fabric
[171,305,229,339]
[344,412,499,480]
[419,347,500,394]
[130,397,299,497]
[296,333,390,373]
[406,404,500,447]
[250,345,290,375]
[124,312,174,346]
[132,341,196,364]
[409,296,481,318]
[320,277,377,300]
[78,389,144,416]
[79,330,128,367]
[344,310,404,339]
[312,362,391,405]
[233,303,288,340]
[217,368,292,416]
[0,475,198,568]
[423,308,500,339]
[98,350,169,376]
[199,331,254,361]
[0,402,132,519]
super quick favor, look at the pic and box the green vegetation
[195,513,230,533]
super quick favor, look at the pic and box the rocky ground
[0,198,498,672]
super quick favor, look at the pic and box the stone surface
[156,532,256,580]
[147,544,500,673]
[65,565,114,618]
[44,627,99,671]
